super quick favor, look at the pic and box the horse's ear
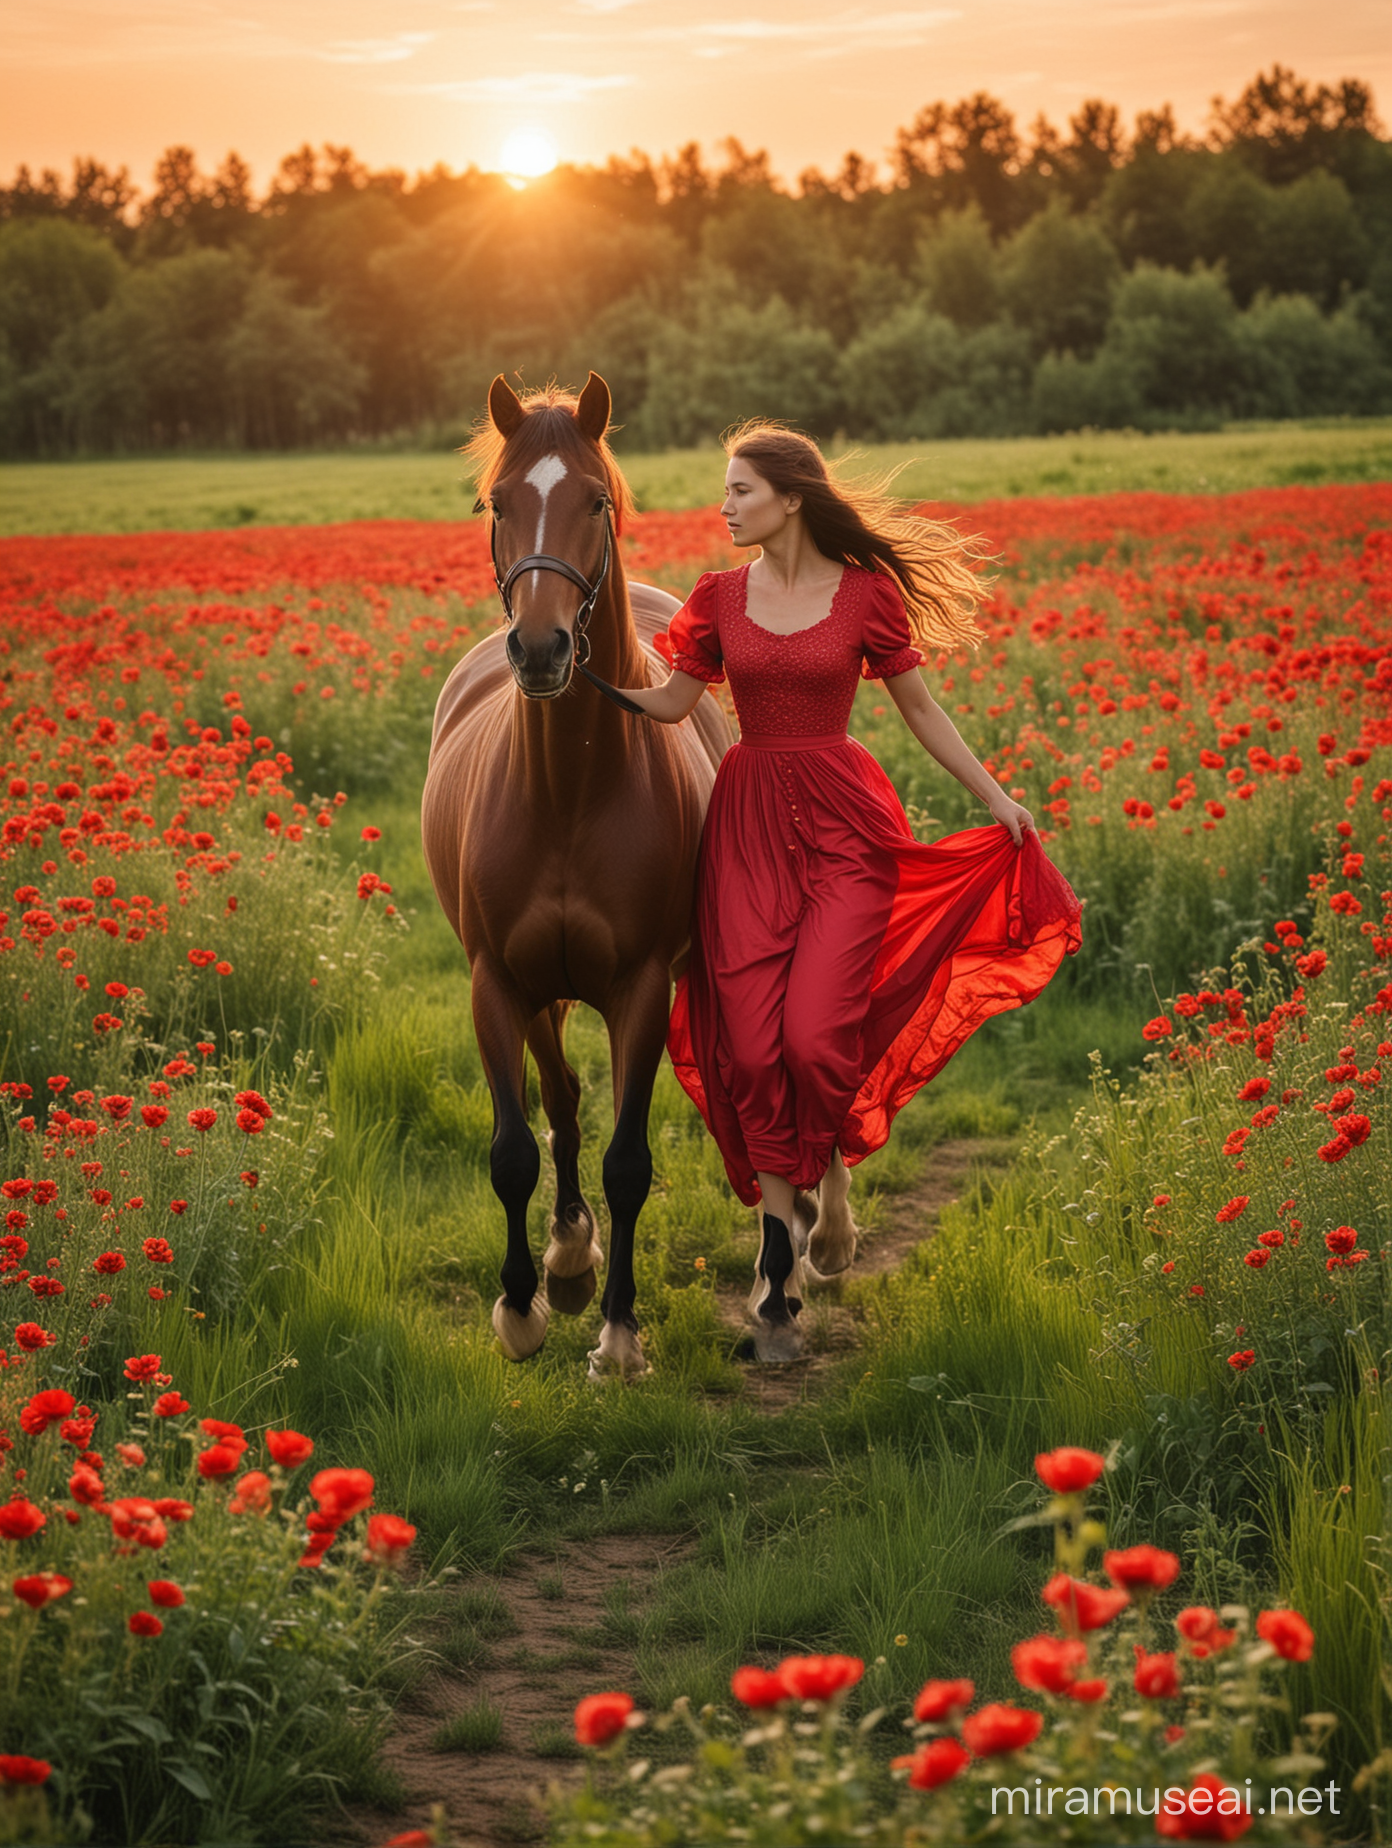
[575,371,611,443]
[488,374,525,438]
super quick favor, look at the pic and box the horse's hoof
[586,1322,651,1383]
[808,1223,857,1278]
[544,1215,604,1280]
[546,1266,598,1315]
[748,1314,805,1365]
[492,1294,549,1361]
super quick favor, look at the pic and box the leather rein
[485,500,648,717]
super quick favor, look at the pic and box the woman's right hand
[985,791,1036,845]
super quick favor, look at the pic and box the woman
[616,425,1081,1358]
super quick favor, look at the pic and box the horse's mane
[463,385,636,535]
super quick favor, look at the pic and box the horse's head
[473,372,629,700]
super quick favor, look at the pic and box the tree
[916,206,1001,329]
[892,93,1028,234]
[1000,200,1120,356]
[1208,64,1384,184]
[0,219,125,451]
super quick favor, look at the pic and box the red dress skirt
[664,563,1082,1207]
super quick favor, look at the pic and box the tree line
[2,65,1390,456]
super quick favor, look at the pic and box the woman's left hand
[986,791,1036,845]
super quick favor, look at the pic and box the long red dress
[664,561,1083,1208]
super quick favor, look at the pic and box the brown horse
[421,373,729,1379]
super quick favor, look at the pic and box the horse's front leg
[588,962,669,1382]
[527,1001,602,1315]
[472,957,548,1361]
[807,1148,858,1278]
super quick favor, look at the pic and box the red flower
[960,1703,1043,1756]
[1134,1647,1182,1698]
[1228,1351,1255,1371]
[1142,1017,1173,1041]
[0,1756,51,1785]
[1214,1197,1249,1223]
[229,1471,272,1515]
[912,1678,974,1722]
[19,1388,76,1435]
[147,1579,185,1607]
[361,826,382,842]
[1175,1608,1237,1656]
[197,1444,243,1479]
[236,1109,264,1134]
[128,1610,164,1637]
[143,1237,174,1264]
[123,1354,161,1381]
[1012,1633,1087,1693]
[92,1250,126,1275]
[310,1466,375,1526]
[1325,1225,1359,1254]
[151,1498,194,1522]
[776,1654,864,1701]
[366,1513,417,1564]
[140,1105,169,1128]
[152,1391,189,1417]
[731,1666,788,1708]
[1041,1574,1129,1632]
[1065,1678,1108,1703]
[186,1108,217,1133]
[234,1090,272,1120]
[1255,1609,1314,1661]
[1155,1773,1252,1841]
[1243,1250,1269,1268]
[1103,1545,1180,1592]
[109,1499,168,1549]
[1236,1078,1269,1101]
[574,1691,635,1746]
[12,1322,53,1351]
[894,1738,971,1789]
[1034,1447,1105,1493]
[12,1572,72,1608]
[266,1429,314,1468]
[0,1497,47,1540]
[169,1200,188,1215]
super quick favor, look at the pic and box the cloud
[319,32,434,65]
[571,0,647,10]
[643,8,960,49]
[400,71,636,103]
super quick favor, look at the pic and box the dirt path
[341,1138,1010,1848]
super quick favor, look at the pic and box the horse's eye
[592,497,608,516]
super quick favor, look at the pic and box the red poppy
[18,1388,76,1435]
[197,1444,243,1479]
[0,1497,47,1539]
[92,1251,126,1275]
[143,1238,174,1264]
[1142,1017,1173,1041]
[186,1108,217,1133]
[960,1703,1043,1756]
[229,1471,272,1515]
[11,1572,72,1608]
[1255,1609,1314,1661]
[1325,1226,1359,1254]
[1041,1574,1129,1632]
[122,1354,162,1381]
[731,1666,789,1708]
[912,1678,975,1722]
[1102,1545,1180,1592]
[366,1513,417,1564]
[1155,1773,1252,1841]
[893,1738,971,1789]
[776,1654,864,1701]
[574,1691,635,1746]
[1228,1351,1255,1371]
[147,1580,185,1608]
[265,1429,314,1468]
[310,1466,375,1526]
[1214,1197,1249,1223]
[128,1610,164,1637]
[12,1323,53,1351]
[0,1756,50,1785]
[1134,1647,1182,1698]
[108,1499,167,1549]
[1011,1633,1087,1693]
[1034,1447,1105,1493]
[152,1391,189,1417]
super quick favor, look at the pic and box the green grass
[2,418,1390,535]
[430,1699,506,1754]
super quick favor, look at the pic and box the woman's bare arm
[615,670,710,724]
[884,669,1036,845]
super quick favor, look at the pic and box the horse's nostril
[505,628,525,666]
[551,630,573,667]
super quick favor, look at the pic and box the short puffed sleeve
[666,572,725,684]
[860,572,924,680]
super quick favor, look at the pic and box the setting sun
[499,129,558,184]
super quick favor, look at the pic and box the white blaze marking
[524,453,568,590]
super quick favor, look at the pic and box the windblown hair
[463,384,636,533]
[724,422,990,652]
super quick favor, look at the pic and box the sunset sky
[6,0,1389,194]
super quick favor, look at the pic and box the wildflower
[777,1655,864,1701]
[1041,1574,1129,1632]
[18,1388,76,1436]
[241,1171,259,1188]
[115,1442,146,1467]
[1133,1647,1182,1698]
[151,1498,194,1522]
[1175,1608,1237,1656]
[1228,1351,1255,1370]
[1153,1193,1171,1207]
[229,1470,272,1514]
[123,1354,161,1381]
[187,1108,217,1133]
[147,1580,185,1608]
[108,1499,167,1549]
[128,1610,164,1637]
[141,1104,169,1128]
[1012,1633,1087,1693]
[1256,1609,1314,1661]
[197,1444,243,1480]
[894,1739,971,1789]
[1154,1772,1252,1841]
[1237,1077,1269,1101]
[169,1200,188,1215]
[266,1429,314,1468]
[236,1108,264,1135]
[1258,1229,1284,1248]
[365,1513,417,1565]
[92,1251,126,1275]
[1142,1016,1173,1041]
[574,1692,636,1746]
[11,1573,72,1609]
[1214,1197,1249,1223]
[0,1498,47,1539]
[913,1678,975,1722]
[0,1756,51,1785]
[960,1703,1043,1755]
[310,1466,375,1526]
[1102,1545,1180,1592]
[731,1667,789,1708]
[143,1237,174,1264]
[1034,1447,1105,1493]
[152,1391,189,1417]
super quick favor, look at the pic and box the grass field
[0,449,1386,1845]
[2,417,1391,535]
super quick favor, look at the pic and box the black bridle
[482,498,648,715]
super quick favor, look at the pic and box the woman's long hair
[724,423,990,652]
